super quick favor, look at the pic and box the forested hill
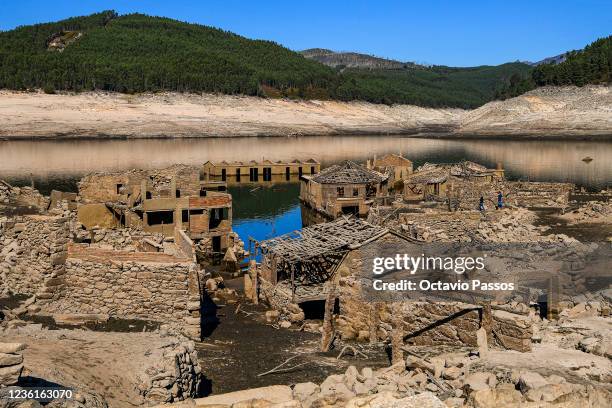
[0,11,336,97]
[495,36,611,99]
[532,36,611,86]
[0,11,604,109]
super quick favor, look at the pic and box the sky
[1,0,610,66]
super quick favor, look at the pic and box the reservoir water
[1,136,610,244]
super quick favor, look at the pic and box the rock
[0,343,26,354]
[193,385,295,406]
[288,311,305,323]
[443,366,463,380]
[525,383,582,403]
[0,363,23,385]
[463,372,496,392]
[279,320,292,329]
[444,397,465,407]
[265,310,280,323]
[469,387,523,408]
[293,381,319,397]
[517,371,548,393]
[0,352,23,366]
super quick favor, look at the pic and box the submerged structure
[300,161,389,219]
[202,159,320,185]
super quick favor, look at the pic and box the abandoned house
[403,161,504,201]
[77,165,236,257]
[247,216,529,350]
[300,161,389,219]
[368,153,413,186]
[403,161,572,209]
[250,216,391,309]
[202,159,321,185]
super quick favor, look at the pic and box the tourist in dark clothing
[479,196,485,211]
[497,191,503,209]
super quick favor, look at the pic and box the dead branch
[234,303,242,315]
[336,345,368,360]
[257,355,308,377]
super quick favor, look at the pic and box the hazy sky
[1,0,610,66]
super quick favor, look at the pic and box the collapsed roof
[311,161,388,184]
[259,216,388,264]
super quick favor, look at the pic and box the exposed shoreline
[0,85,610,141]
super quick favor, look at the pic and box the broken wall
[0,215,69,299]
[43,245,202,339]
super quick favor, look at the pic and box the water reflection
[0,136,610,246]
[0,137,609,191]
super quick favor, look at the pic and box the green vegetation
[533,36,611,86]
[337,63,533,108]
[496,36,611,99]
[0,11,336,96]
[0,11,607,108]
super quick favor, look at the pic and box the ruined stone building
[404,161,503,201]
[202,159,321,185]
[300,161,389,219]
[403,161,572,209]
[247,216,533,352]
[1,214,205,340]
[252,217,391,307]
[368,153,413,186]
[77,165,236,256]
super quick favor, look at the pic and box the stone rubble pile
[0,181,49,211]
[73,226,164,252]
[562,200,611,224]
[139,340,203,404]
[0,342,26,386]
[399,208,579,244]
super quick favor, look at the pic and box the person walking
[479,196,485,212]
[497,191,503,209]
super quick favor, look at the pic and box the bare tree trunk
[391,303,404,365]
[320,282,336,352]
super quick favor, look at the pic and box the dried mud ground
[197,290,389,395]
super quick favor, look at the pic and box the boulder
[192,385,293,406]
[463,372,496,392]
[0,352,23,366]
[469,386,523,408]
[0,363,23,386]
[292,382,320,401]
[0,343,26,354]
[517,371,548,393]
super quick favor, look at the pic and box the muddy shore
[0,85,610,140]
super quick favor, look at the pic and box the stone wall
[42,245,202,339]
[337,275,481,346]
[448,180,573,210]
[0,215,69,299]
[138,340,203,404]
[337,276,534,352]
